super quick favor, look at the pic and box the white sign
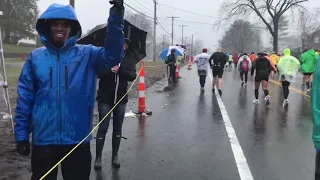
[0,11,3,16]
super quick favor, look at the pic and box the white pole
[0,25,14,133]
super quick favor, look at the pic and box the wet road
[56,65,314,180]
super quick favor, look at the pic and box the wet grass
[3,44,35,53]
[5,58,25,63]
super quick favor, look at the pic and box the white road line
[208,72,254,180]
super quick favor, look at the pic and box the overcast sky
[37,0,320,51]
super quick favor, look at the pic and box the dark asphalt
[55,64,314,180]
[222,69,314,180]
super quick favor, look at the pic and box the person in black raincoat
[94,38,137,170]
[166,49,177,84]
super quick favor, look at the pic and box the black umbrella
[78,20,147,63]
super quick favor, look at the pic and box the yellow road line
[269,79,310,98]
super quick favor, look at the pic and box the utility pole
[178,25,188,45]
[69,0,75,8]
[162,35,165,49]
[191,35,194,55]
[153,0,157,61]
[167,16,179,45]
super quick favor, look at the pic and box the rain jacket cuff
[15,131,29,142]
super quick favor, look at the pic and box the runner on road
[300,48,316,93]
[277,48,300,107]
[270,52,280,71]
[209,48,228,96]
[251,52,276,105]
[195,48,210,91]
[233,53,239,69]
[249,52,257,63]
[238,53,252,86]
[228,53,233,68]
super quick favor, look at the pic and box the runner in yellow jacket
[277,48,300,107]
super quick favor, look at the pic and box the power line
[176,19,215,25]
[158,18,215,26]
[124,2,154,19]
[157,4,166,17]
[126,0,154,17]
[157,20,179,43]
[158,3,221,19]
[134,0,154,14]
[157,20,171,35]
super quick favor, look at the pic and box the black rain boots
[94,134,105,170]
[112,133,121,168]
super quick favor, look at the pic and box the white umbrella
[167,45,185,56]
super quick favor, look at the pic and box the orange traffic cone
[176,65,180,79]
[187,57,192,70]
[136,61,152,115]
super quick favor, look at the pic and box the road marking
[269,79,310,98]
[208,73,255,180]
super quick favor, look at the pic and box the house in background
[17,30,37,47]
[307,30,320,51]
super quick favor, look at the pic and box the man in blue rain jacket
[14,1,124,179]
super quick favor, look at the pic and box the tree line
[0,0,38,44]
[218,0,320,54]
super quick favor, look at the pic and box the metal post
[178,25,188,45]
[191,35,194,55]
[0,26,14,133]
[153,0,157,61]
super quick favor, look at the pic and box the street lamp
[191,31,200,56]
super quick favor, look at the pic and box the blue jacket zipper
[57,51,61,144]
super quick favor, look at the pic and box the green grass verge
[4,58,24,63]
[3,44,35,53]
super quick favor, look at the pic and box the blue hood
[36,4,82,48]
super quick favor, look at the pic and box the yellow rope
[40,67,143,179]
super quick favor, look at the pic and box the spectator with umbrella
[160,46,185,85]
[94,38,137,170]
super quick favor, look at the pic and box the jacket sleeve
[209,54,214,68]
[312,61,320,150]
[14,55,35,142]
[119,63,137,82]
[90,9,124,74]
[269,60,276,73]
[195,55,199,63]
[251,61,256,76]
[237,58,242,71]
[97,69,113,79]
[277,58,284,73]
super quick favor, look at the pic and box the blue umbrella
[159,47,184,60]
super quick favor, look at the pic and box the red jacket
[233,53,239,64]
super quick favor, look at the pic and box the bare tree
[297,10,320,50]
[253,29,263,53]
[269,15,289,50]
[220,0,308,53]
[219,20,259,53]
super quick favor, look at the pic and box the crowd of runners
[194,48,319,107]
